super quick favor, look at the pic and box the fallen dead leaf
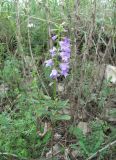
[78,122,91,135]
[46,144,61,159]
[54,133,62,140]
[37,122,50,137]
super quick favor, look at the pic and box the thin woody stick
[86,140,116,160]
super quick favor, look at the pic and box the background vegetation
[0,0,116,160]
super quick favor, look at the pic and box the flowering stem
[53,79,57,99]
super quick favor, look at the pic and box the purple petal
[59,37,70,47]
[61,70,68,77]
[61,56,69,62]
[50,69,58,79]
[45,59,54,67]
[59,63,69,71]
[49,47,56,57]
[52,35,57,41]
[62,46,71,53]
[64,37,70,44]
[59,37,71,53]
[60,51,70,58]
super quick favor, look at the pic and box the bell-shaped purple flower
[60,63,69,71]
[64,37,70,44]
[61,70,68,77]
[61,46,71,53]
[60,51,70,62]
[45,59,54,67]
[50,69,58,79]
[61,56,69,62]
[49,47,57,57]
[59,63,69,77]
[52,35,57,41]
[59,37,70,50]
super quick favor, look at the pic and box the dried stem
[27,1,49,96]
[86,140,116,160]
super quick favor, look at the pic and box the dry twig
[86,140,116,160]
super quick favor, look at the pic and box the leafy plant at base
[1,56,21,87]
[69,121,105,158]
[35,96,70,122]
[0,91,52,159]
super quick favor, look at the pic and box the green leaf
[79,140,89,155]
[55,114,71,121]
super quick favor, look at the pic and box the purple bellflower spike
[59,37,71,77]
[52,35,57,41]
[45,36,71,79]
[45,59,54,67]
[50,69,58,79]
[49,47,57,57]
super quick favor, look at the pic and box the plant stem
[53,79,57,100]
